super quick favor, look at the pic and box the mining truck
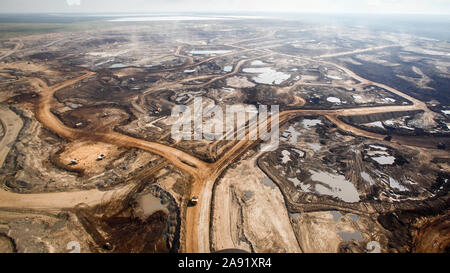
[190,196,199,206]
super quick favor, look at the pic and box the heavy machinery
[190,196,199,206]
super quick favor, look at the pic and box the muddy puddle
[138,194,169,218]
[311,170,360,203]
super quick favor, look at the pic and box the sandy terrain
[0,183,135,210]
[0,26,447,253]
[211,150,301,253]
[56,141,126,176]
[0,105,23,167]
[290,211,367,253]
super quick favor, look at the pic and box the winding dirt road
[184,44,446,252]
[0,38,446,253]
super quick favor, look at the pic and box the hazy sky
[1,0,450,14]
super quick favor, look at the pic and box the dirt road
[186,44,444,253]
[0,161,168,211]
[0,39,446,253]
[0,183,135,211]
[30,74,210,175]
[0,72,209,210]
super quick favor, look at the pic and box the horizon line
[0,11,449,16]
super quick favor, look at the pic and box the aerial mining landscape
[0,13,449,253]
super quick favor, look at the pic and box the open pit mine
[0,13,448,253]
